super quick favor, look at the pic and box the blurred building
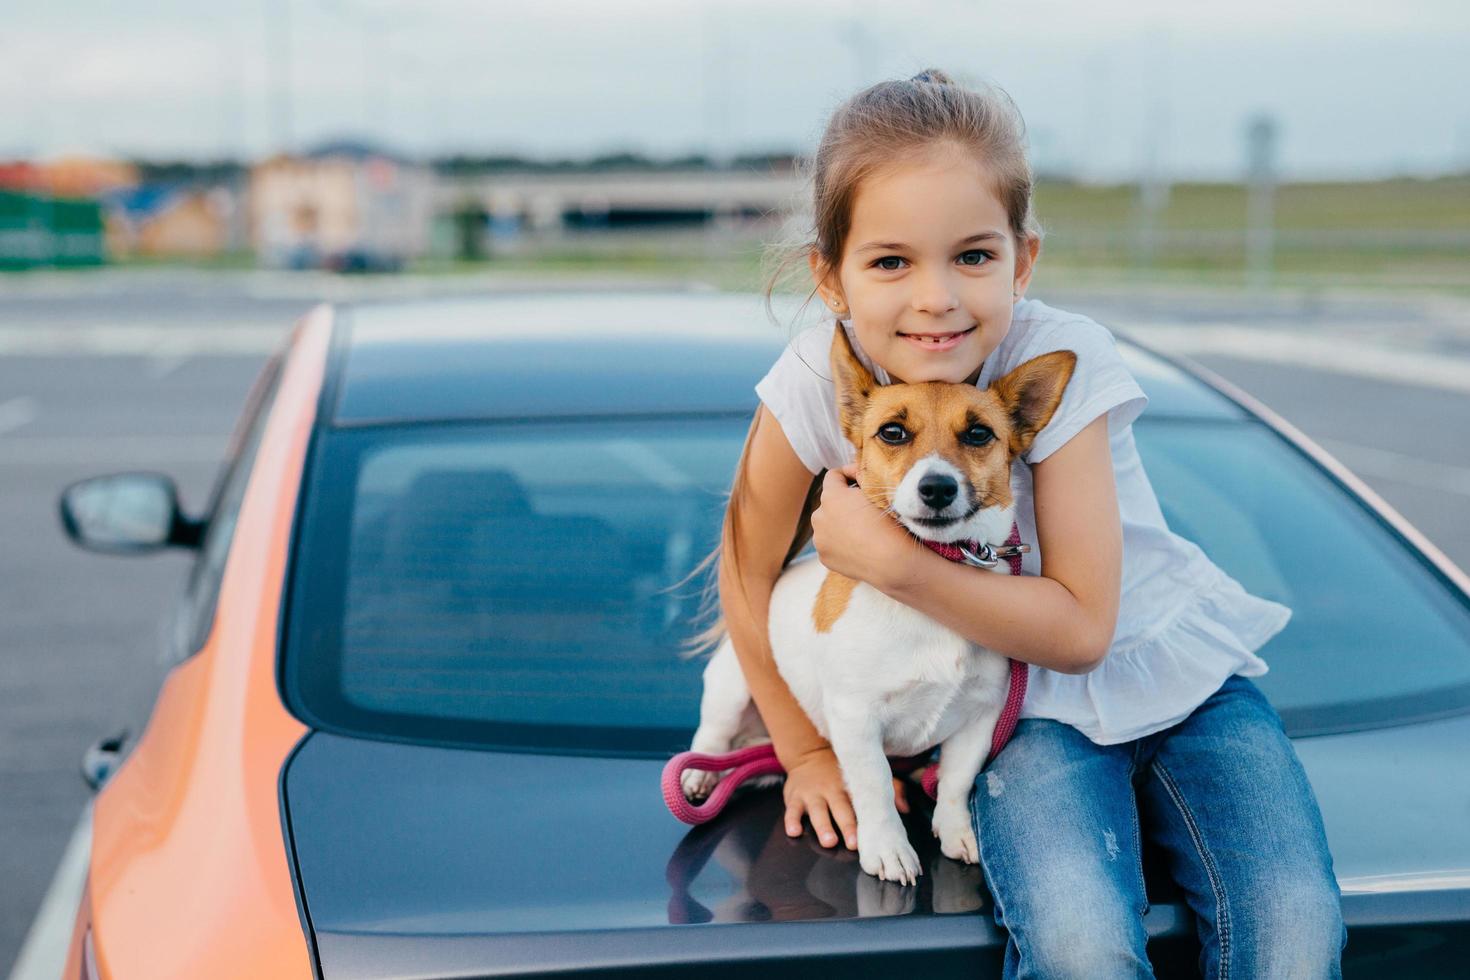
[249,141,433,270]
[31,156,140,199]
[101,183,247,260]
[0,158,118,269]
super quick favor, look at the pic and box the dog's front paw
[858,820,922,885]
[681,768,719,803]
[931,801,979,864]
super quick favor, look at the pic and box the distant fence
[0,190,106,270]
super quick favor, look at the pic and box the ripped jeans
[969,673,1346,979]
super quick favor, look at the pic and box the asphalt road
[2,274,1468,975]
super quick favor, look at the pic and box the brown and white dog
[683,325,1075,884]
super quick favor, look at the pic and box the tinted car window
[284,416,1470,754]
[287,417,739,753]
[1134,421,1470,734]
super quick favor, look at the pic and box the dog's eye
[961,424,995,446]
[877,423,910,444]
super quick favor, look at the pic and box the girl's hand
[810,463,916,588]
[782,746,911,849]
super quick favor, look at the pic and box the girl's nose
[910,271,959,316]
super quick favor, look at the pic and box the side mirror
[82,730,129,792]
[58,472,202,554]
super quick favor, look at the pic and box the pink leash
[662,523,1029,825]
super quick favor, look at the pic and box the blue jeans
[969,673,1346,979]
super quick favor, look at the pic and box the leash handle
[661,744,787,825]
[661,745,942,826]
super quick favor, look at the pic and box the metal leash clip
[957,541,1031,569]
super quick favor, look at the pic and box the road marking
[1316,438,1470,499]
[0,396,38,434]
[147,354,193,379]
[146,334,196,379]
[0,324,288,356]
[1121,324,1470,394]
[0,435,227,466]
[7,803,91,980]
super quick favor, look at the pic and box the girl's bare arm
[720,406,865,848]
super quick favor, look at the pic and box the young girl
[717,69,1347,977]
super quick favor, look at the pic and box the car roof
[328,291,1247,427]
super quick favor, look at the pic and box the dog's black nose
[918,473,958,510]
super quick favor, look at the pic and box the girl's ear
[992,350,1076,456]
[1012,233,1041,298]
[830,323,876,448]
[808,250,845,311]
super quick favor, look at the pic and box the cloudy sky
[4,0,1469,180]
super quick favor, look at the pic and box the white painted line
[0,396,38,435]
[146,334,196,379]
[0,435,227,466]
[7,803,91,980]
[1315,438,1470,499]
[147,354,193,379]
[0,324,288,357]
[1122,324,1470,394]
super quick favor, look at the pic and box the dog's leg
[930,707,1000,864]
[826,704,921,885]
[682,638,759,802]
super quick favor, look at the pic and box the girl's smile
[897,325,976,351]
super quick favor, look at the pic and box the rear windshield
[283,416,1470,754]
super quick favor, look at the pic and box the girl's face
[813,145,1038,385]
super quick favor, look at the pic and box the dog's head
[831,325,1076,545]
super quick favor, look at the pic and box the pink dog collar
[662,522,1030,826]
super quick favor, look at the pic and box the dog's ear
[830,324,878,448]
[992,350,1077,457]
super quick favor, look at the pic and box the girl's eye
[871,250,994,271]
[961,424,995,446]
[877,423,910,444]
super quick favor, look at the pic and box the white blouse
[753,297,1291,745]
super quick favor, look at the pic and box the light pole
[1245,113,1279,292]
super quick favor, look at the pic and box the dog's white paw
[858,820,922,885]
[931,801,979,865]
[681,768,719,803]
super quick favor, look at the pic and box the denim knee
[1006,897,1152,980]
[1237,873,1346,978]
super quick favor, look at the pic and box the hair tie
[910,71,934,83]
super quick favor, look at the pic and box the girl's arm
[810,415,1122,674]
[721,406,868,849]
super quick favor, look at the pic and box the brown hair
[683,68,1040,654]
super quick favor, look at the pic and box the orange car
[57,305,330,979]
[37,293,1470,978]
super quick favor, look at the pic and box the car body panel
[61,305,333,980]
[283,731,1196,978]
[283,710,1470,977]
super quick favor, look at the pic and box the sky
[4,0,1470,181]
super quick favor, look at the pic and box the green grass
[10,177,1468,297]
